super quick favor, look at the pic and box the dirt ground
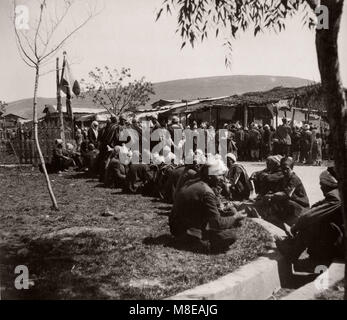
[0,166,274,300]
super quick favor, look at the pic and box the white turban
[226,153,237,163]
[206,157,228,176]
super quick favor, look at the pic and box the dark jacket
[292,189,342,233]
[281,172,310,208]
[226,163,252,201]
[170,179,238,239]
[87,127,99,146]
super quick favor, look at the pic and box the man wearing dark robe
[277,169,344,263]
[98,116,119,182]
[169,159,246,253]
[225,153,252,201]
[262,157,309,227]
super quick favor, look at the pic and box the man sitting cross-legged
[247,157,309,229]
[277,168,344,263]
[225,153,253,201]
[169,157,246,253]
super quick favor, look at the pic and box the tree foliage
[157,0,317,67]
[80,66,155,115]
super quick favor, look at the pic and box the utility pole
[56,57,65,144]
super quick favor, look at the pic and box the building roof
[43,104,106,115]
[161,85,328,116]
[2,113,28,120]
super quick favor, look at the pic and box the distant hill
[5,75,313,119]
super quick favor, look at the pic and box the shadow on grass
[0,234,111,300]
[143,234,219,255]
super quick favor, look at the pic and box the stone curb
[281,262,345,300]
[168,218,290,300]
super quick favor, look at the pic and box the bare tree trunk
[33,64,59,210]
[316,0,347,299]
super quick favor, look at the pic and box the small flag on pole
[60,53,80,119]
[61,57,80,98]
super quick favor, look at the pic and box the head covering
[171,116,179,124]
[164,152,176,163]
[66,143,74,151]
[151,152,163,165]
[163,145,171,155]
[55,139,63,145]
[194,149,206,164]
[226,153,237,163]
[206,157,228,176]
[320,170,338,189]
[267,155,282,166]
[280,156,294,169]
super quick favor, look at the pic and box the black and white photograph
[0,0,346,305]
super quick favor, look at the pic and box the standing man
[276,118,292,156]
[248,124,261,161]
[262,124,272,159]
[87,120,99,147]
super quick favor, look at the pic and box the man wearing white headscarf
[169,158,246,253]
[87,121,99,146]
[277,168,343,263]
[225,153,252,201]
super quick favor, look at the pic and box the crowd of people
[46,114,343,264]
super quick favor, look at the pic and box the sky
[0,0,346,103]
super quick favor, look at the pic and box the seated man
[249,157,309,228]
[83,143,99,176]
[169,158,246,253]
[250,155,283,196]
[104,146,127,188]
[51,139,75,172]
[225,153,252,201]
[66,143,83,170]
[277,169,344,263]
[123,151,156,194]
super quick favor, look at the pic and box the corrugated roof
[43,104,106,114]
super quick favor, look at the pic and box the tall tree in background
[12,0,99,210]
[81,66,154,115]
[157,0,347,297]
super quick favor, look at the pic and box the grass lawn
[315,280,345,300]
[0,167,272,300]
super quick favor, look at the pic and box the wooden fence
[0,123,74,165]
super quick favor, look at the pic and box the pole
[244,105,248,128]
[56,57,65,145]
[61,52,74,139]
[291,108,296,128]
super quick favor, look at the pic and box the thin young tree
[80,66,154,116]
[12,0,99,210]
[157,0,347,297]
